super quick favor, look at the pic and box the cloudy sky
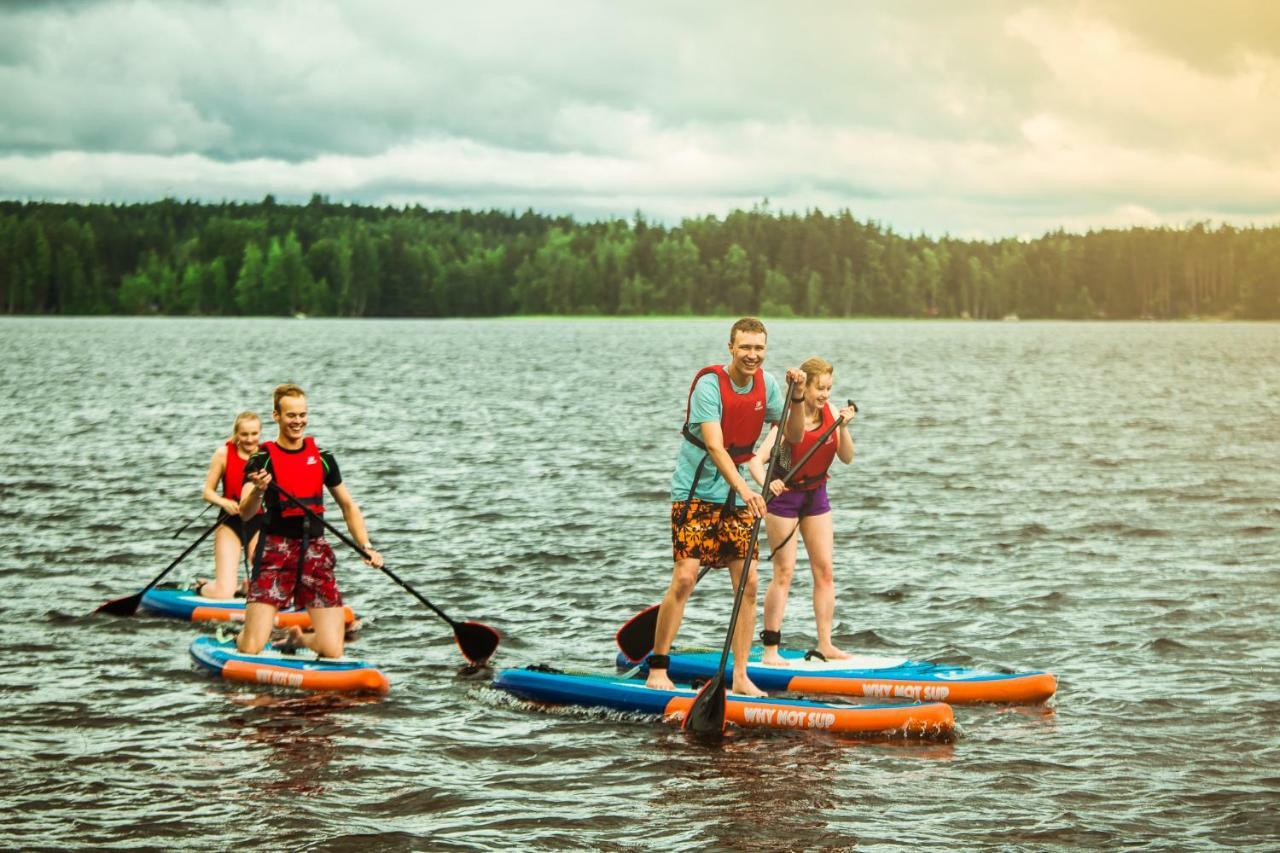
[2,0,1278,237]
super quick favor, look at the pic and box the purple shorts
[768,482,831,519]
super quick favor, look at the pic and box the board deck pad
[190,636,389,694]
[493,666,954,736]
[617,647,1057,704]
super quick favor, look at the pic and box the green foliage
[1,198,1278,319]
[234,242,264,315]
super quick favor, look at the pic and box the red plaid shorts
[248,534,343,610]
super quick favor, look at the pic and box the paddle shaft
[267,482,464,629]
[173,502,215,538]
[686,404,853,588]
[759,401,856,556]
[145,512,230,591]
[701,380,798,688]
[98,512,231,614]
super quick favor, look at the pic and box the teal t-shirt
[670,369,784,503]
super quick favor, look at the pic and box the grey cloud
[1,0,1277,238]
[0,0,1057,161]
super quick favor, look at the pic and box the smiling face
[805,371,834,410]
[273,394,308,446]
[727,330,767,382]
[233,416,261,456]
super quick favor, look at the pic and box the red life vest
[262,437,325,518]
[222,440,249,501]
[682,365,767,464]
[787,404,838,490]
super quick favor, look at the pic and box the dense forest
[2,196,1278,319]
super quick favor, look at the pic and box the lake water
[2,317,1278,849]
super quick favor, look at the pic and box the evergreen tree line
[2,195,1278,319]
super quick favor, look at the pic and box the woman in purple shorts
[749,356,857,664]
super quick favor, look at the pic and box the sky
[1,0,1278,238]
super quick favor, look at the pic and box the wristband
[790,395,805,403]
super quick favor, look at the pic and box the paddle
[96,513,231,616]
[682,380,798,736]
[616,399,857,662]
[172,502,215,539]
[267,482,501,666]
[759,399,858,559]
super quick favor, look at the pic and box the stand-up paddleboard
[142,584,356,629]
[493,666,953,736]
[190,636,390,694]
[617,648,1057,705]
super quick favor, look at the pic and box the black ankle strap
[647,654,670,670]
[760,629,781,647]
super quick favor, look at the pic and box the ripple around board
[4,317,1280,847]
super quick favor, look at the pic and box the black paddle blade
[95,593,142,617]
[454,620,501,666]
[615,604,660,663]
[682,675,727,737]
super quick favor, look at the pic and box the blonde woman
[749,357,857,664]
[196,411,262,599]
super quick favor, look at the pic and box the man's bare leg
[284,607,346,658]
[727,558,766,697]
[645,558,700,690]
[237,602,277,654]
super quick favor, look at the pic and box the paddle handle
[268,482,461,628]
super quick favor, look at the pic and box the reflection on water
[222,693,374,795]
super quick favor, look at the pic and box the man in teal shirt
[646,317,806,696]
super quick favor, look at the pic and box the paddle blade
[682,675,727,737]
[95,593,142,617]
[616,604,660,663]
[454,620,501,666]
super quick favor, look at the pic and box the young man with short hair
[645,317,806,696]
[237,383,383,659]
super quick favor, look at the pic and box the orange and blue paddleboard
[190,636,390,695]
[142,583,356,629]
[618,648,1057,705]
[493,666,953,737]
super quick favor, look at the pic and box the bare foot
[817,645,852,661]
[645,671,676,691]
[274,626,308,652]
[730,674,767,697]
[196,579,237,599]
[760,648,790,666]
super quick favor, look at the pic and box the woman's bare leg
[800,512,850,659]
[760,514,799,665]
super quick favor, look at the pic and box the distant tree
[234,243,265,315]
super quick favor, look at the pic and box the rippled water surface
[2,317,1278,850]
